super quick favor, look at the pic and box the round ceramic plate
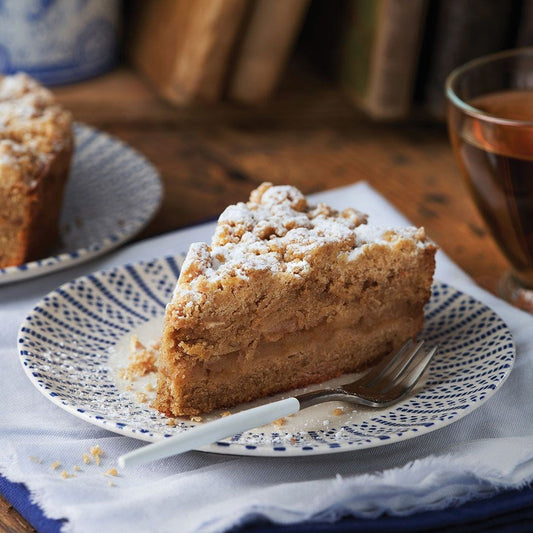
[18,257,515,457]
[0,123,162,284]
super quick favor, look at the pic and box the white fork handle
[118,397,301,468]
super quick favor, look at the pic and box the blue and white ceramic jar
[0,0,120,85]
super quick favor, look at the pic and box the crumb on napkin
[90,445,103,466]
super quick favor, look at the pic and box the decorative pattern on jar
[0,0,120,85]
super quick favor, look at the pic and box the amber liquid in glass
[450,90,533,287]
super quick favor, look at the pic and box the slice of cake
[155,183,437,416]
[0,73,73,268]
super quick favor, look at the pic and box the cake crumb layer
[156,183,437,416]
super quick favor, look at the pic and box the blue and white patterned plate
[18,257,515,457]
[0,123,162,284]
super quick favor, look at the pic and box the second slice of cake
[156,183,437,416]
[0,73,73,268]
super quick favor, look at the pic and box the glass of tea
[446,48,533,312]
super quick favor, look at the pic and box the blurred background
[124,0,531,121]
[3,0,527,118]
[1,0,530,293]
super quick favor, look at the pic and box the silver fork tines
[119,338,439,468]
[296,340,438,410]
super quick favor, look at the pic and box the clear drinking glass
[446,48,533,312]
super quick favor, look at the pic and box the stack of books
[128,0,310,106]
[337,0,524,120]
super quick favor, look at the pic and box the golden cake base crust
[156,316,424,416]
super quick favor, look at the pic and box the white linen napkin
[1,182,533,533]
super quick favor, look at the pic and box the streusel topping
[0,104,72,153]
[0,139,47,188]
[0,73,54,105]
[0,74,72,154]
[178,183,433,288]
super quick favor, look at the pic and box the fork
[118,339,438,468]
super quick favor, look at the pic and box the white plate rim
[17,256,516,457]
[0,123,162,284]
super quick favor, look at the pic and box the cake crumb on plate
[119,335,159,382]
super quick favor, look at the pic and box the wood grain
[53,64,508,294]
[1,62,511,530]
[0,494,35,532]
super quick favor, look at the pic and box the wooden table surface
[1,63,511,531]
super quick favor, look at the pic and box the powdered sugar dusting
[0,138,48,187]
[0,73,55,125]
[0,73,72,189]
[0,138,30,163]
[177,183,432,288]
[0,73,53,103]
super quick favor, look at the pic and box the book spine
[128,0,192,97]
[340,0,428,120]
[228,0,310,105]
[171,0,248,103]
[364,0,428,119]
[422,0,517,120]
[128,0,247,105]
